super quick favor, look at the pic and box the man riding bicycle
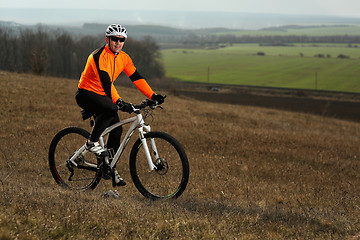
[75,24,165,186]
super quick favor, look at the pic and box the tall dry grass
[1,71,360,239]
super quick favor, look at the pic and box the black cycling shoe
[112,169,126,187]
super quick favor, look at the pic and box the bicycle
[48,99,189,200]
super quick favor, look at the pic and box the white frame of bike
[68,106,158,172]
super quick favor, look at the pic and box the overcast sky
[1,0,360,18]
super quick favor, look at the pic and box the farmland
[1,71,360,239]
[161,43,360,92]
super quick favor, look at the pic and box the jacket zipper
[112,55,117,82]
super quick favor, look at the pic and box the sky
[1,0,360,18]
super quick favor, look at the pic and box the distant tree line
[0,27,164,79]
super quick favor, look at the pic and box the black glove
[116,99,133,113]
[151,93,165,105]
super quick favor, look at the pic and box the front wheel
[48,127,101,191]
[129,131,189,200]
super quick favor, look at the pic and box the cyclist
[75,24,165,186]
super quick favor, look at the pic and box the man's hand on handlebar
[151,93,166,105]
[116,99,134,113]
[117,95,165,113]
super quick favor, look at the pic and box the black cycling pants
[75,89,122,152]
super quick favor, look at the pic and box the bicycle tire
[48,127,101,191]
[129,131,189,199]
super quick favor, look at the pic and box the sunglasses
[109,36,126,43]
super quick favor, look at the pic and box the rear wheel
[129,131,189,199]
[48,127,101,191]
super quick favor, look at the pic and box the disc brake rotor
[154,158,168,175]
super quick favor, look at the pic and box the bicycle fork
[139,125,158,171]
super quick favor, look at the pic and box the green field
[161,44,360,93]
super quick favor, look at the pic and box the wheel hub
[154,158,168,175]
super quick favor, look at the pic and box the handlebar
[132,97,165,111]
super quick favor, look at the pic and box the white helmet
[105,24,127,38]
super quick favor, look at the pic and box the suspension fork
[149,137,160,160]
[138,125,157,171]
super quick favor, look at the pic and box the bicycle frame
[68,109,157,171]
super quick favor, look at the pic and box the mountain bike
[48,99,189,200]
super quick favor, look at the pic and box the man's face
[106,36,125,54]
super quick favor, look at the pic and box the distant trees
[337,54,350,59]
[0,26,165,79]
[183,34,360,47]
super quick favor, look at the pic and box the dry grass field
[1,71,360,239]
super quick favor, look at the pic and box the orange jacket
[78,45,155,103]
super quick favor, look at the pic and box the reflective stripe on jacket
[78,45,154,103]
